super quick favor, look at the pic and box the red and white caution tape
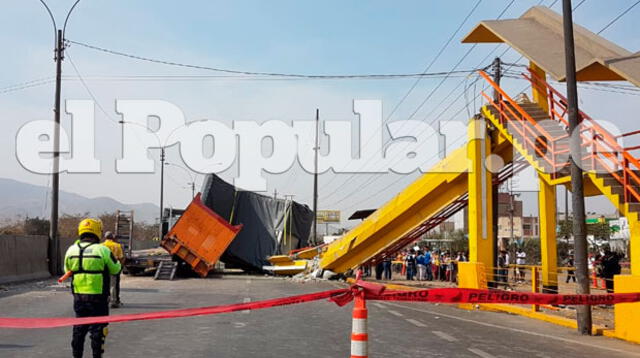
[1,281,639,329]
[0,289,346,329]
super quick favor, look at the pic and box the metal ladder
[115,210,134,257]
[154,260,178,280]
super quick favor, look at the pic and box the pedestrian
[374,261,384,280]
[432,251,440,281]
[424,247,433,281]
[416,250,426,281]
[600,248,622,293]
[497,250,510,289]
[64,218,122,358]
[447,253,455,282]
[395,252,403,274]
[103,231,124,308]
[383,256,392,280]
[440,252,448,281]
[565,253,576,283]
[405,249,417,280]
[516,248,526,283]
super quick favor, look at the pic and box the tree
[24,217,50,235]
[559,218,612,240]
[558,219,573,239]
[588,221,611,240]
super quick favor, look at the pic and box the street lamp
[38,0,82,275]
[118,120,208,239]
[164,162,197,199]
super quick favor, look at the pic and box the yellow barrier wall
[614,275,640,343]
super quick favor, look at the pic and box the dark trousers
[425,263,433,281]
[383,262,392,280]
[110,274,121,305]
[566,270,576,283]
[375,263,384,280]
[72,298,109,358]
[406,265,415,280]
[604,276,615,293]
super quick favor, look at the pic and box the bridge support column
[629,216,640,276]
[530,61,549,113]
[613,214,640,343]
[467,118,494,283]
[538,176,558,293]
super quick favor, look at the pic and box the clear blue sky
[1,1,639,223]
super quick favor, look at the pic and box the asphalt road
[0,275,639,357]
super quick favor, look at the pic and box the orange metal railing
[478,71,571,180]
[479,69,640,206]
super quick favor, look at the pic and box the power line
[65,52,122,127]
[318,0,518,199]
[597,0,640,34]
[328,78,488,209]
[320,51,502,203]
[303,0,499,200]
[0,76,54,91]
[66,39,477,80]
[0,79,55,95]
[384,0,484,123]
[58,72,473,82]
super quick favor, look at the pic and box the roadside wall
[0,235,50,284]
[0,236,160,284]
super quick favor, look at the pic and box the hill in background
[0,177,158,223]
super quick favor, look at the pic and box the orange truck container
[161,193,242,277]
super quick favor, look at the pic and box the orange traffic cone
[350,293,368,358]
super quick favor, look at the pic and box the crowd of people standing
[371,247,468,283]
[367,245,625,295]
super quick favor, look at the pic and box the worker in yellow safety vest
[103,231,124,308]
[64,218,121,358]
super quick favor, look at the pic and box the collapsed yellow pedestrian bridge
[317,5,640,343]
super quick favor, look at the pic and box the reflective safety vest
[64,240,122,295]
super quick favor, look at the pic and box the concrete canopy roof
[462,6,635,84]
[577,52,640,87]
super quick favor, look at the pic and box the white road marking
[432,330,458,342]
[388,310,404,317]
[379,301,640,356]
[242,297,251,314]
[233,322,246,328]
[406,318,427,327]
[372,302,386,309]
[468,348,496,358]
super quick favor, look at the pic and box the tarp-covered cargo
[200,174,314,271]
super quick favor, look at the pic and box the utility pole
[312,109,320,246]
[273,189,278,200]
[285,194,296,252]
[492,57,502,101]
[190,181,195,199]
[40,0,82,275]
[565,186,570,222]
[491,57,502,287]
[562,0,592,334]
[159,147,166,240]
[48,29,63,275]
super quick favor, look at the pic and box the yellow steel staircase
[479,69,640,275]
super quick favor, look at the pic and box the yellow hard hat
[78,218,102,238]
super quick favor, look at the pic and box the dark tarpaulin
[200,174,314,271]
